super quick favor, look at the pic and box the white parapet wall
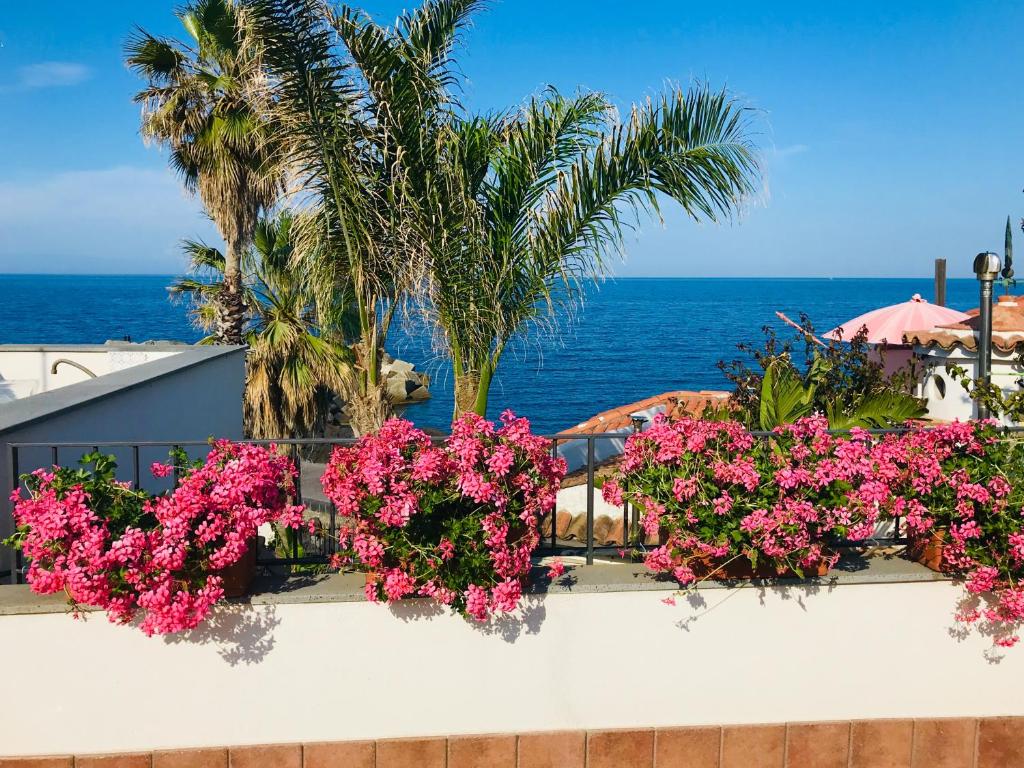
[0,567,1021,757]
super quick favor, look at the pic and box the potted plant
[886,421,1024,647]
[320,411,566,621]
[602,415,887,584]
[884,421,1007,573]
[5,441,306,635]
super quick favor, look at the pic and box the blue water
[0,275,982,433]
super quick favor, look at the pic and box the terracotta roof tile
[563,390,731,435]
[906,297,1024,352]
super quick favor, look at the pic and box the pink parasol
[824,294,970,345]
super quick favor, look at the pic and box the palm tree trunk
[346,330,391,435]
[453,357,494,419]
[472,359,494,418]
[346,387,389,437]
[453,370,480,419]
[218,239,246,345]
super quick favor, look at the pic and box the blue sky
[0,0,1021,277]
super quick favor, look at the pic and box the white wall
[0,346,182,400]
[916,346,1024,424]
[0,578,1020,756]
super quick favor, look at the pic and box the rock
[380,357,431,404]
[386,376,411,402]
[407,384,431,401]
[382,358,415,377]
[556,510,572,538]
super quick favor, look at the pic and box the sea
[0,275,983,434]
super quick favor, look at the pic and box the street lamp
[973,251,1001,420]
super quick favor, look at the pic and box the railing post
[292,447,302,561]
[586,437,595,565]
[171,444,181,487]
[550,438,559,551]
[8,445,21,585]
[132,445,140,490]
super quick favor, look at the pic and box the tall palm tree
[426,86,760,418]
[243,0,478,434]
[170,212,353,438]
[126,0,279,345]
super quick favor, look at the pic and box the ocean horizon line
[0,273,981,281]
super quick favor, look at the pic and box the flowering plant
[5,441,305,635]
[886,421,1024,648]
[321,411,565,621]
[602,415,890,583]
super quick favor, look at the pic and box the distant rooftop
[905,295,1024,352]
[563,390,731,435]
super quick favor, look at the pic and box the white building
[906,295,1024,423]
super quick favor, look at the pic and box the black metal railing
[7,424,1002,586]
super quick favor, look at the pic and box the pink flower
[319,413,564,622]
[465,584,490,622]
[438,538,455,561]
[13,441,304,635]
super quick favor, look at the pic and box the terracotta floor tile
[302,741,374,768]
[517,731,585,768]
[586,730,654,768]
[152,749,228,768]
[721,725,785,768]
[911,719,977,768]
[75,755,152,768]
[375,738,446,768]
[0,759,73,768]
[447,735,515,768]
[229,744,300,768]
[655,727,721,768]
[785,723,850,768]
[850,720,913,768]
[977,717,1024,768]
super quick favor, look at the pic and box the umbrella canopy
[824,294,970,345]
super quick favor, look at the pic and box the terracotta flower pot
[658,529,831,580]
[688,553,831,581]
[218,537,257,598]
[906,527,948,573]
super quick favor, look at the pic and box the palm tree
[243,0,477,434]
[126,0,279,345]
[425,86,761,418]
[170,212,353,438]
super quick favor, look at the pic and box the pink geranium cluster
[603,415,886,582]
[321,411,565,621]
[881,421,1024,648]
[605,415,1024,649]
[7,442,304,635]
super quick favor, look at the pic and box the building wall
[0,578,1021,756]
[0,347,246,580]
[0,346,183,400]
[915,346,1024,424]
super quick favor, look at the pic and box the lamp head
[629,413,649,432]
[974,251,1002,281]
